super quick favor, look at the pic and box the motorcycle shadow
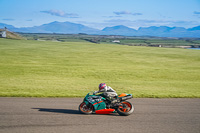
[32,108,80,114]
[32,108,119,116]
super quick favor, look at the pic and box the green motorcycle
[79,91,134,116]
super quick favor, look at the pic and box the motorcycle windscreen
[95,109,115,114]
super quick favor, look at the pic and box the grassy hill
[0,38,199,98]
[0,29,25,40]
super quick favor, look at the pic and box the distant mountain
[0,22,200,37]
[137,26,174,36]
[137,26,191,37]
[102,25,200,37]
[0,23,16,29]
[1,21,100,34]
[188,25,200,31]
[102,25,137,36]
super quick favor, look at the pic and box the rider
[93,83,118,103]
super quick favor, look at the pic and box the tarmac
[0,97,200,133]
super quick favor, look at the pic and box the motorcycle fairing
[85,95,106,111]
[95,109,115,114]
[118,93,127,97]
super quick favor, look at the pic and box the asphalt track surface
[0,98,200,133]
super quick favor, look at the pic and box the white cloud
[2,18,15,21]
[113,11,142,16]
[40,10,79,18]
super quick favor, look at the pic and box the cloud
[194,11,200,14]
[103,15,122,18]
[40,10,79,18]
[113,11,142,16]
[2,18,15,21]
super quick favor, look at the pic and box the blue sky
[0,0,200,29]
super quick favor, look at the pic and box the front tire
[117,101,134,116]
[79,102,93,115]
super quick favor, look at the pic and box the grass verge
[0,38,200,98]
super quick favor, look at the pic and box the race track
[0,98,200,133]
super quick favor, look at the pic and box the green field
[0,38,200,98]
[20,33,200,47]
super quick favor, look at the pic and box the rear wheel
[79,102,93,114]
[117,101,134,116]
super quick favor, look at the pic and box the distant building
[112,40,120,43]
[1,31,6,38]
[0,27,7,38]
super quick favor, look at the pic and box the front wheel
[79,102,93,114]
[117,101,134,116]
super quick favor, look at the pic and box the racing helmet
[99,83,106,91]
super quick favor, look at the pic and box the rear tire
[79,102,93,115]
[117,101,134,116]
